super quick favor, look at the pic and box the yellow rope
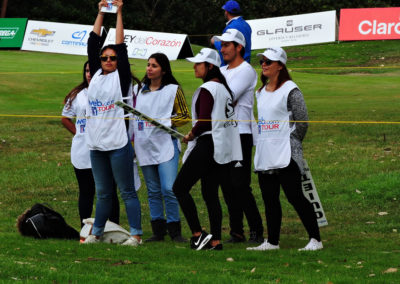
[0,65,399,75]
[1,114,399,124]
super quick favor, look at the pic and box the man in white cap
[213,29,264,244]
[211,0,252,66]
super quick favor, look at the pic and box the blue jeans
[90,141,142,236]
[141,138,180,223]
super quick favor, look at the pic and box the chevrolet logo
[31,29,55,37]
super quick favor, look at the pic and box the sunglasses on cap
[259,59,275,66]
[100,55,118,62]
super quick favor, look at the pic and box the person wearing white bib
[133,53,190,243]
[247,47,323,252]
[61,61,119,227]
[213,29,264,244]
[173,48,243,251]
[83,0,142,246]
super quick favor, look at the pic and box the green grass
[0,40,400,283]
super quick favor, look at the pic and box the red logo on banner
[339,7,400,41]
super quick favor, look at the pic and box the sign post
[21,20,102,56]
[0,18,27,48]
[301,160,328,227]
[339,8,400,41]
[248,11,337,49]
[104,28,193,60]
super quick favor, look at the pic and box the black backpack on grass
[16,203,79,240]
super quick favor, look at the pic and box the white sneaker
[83,235,100,244]
[298,238,323,251]
[246,239,280,251]
[121,236,143,247]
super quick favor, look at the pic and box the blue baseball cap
[222,0,241,14]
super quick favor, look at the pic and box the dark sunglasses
[100,55,117,62]
[259,59,274,66]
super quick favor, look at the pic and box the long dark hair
[203,62,233,99]
[101,45,142,91]
[258,62,292,92]
[141,53,180,87]
[64,61,89,109]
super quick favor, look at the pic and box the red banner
[339,7,400,41]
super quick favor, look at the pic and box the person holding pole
[247,47,322,251]
[83,0,142,246]
[133,52,190,243]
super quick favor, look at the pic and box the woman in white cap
[247,47,323,251]
[172,48,242,250]
[83,0,142,246]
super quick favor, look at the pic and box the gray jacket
[288,88,308,175]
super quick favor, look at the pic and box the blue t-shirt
[214,16,252,66]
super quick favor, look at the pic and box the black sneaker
[190,231,212,250]
[248,231,264,244]
[226,233,246,243]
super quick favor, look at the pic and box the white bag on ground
[80,218,130,244]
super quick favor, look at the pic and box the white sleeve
[229,67,257,103]
[61,99,76,118]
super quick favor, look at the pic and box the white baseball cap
[212,29,246,47]
[186,48,221,67]
[257,47,287,65]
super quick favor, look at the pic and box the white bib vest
[70,89,91,169]
[220,61,257,135]
[184,81,242,165]
[85,69,129,151]
[133,84,179,166]
[254,80,298,171]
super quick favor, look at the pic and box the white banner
[104,28,193,60]
[248,11,337,49]
[21,20,102,56]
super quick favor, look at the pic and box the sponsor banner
[21,20,103,55]
[104,28,193,60]
[248,11,337,49]
[339,7,400,41]
[301,160,328,227]
[0,18,28,48]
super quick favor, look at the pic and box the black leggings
[226,134,263,236]
[173,135,233,241]
[74,167,120,227]
[258,160,320,245]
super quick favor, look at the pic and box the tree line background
[4,0,398,45]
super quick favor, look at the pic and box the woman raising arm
[83,0,142,246]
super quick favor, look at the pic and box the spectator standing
[61,61,120,227]
[83,0,142,246]
[213,29,264,244]
[133,53,190,243]
[247,47,322,251]
[212,0,252,66]
[173,48,242,250]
